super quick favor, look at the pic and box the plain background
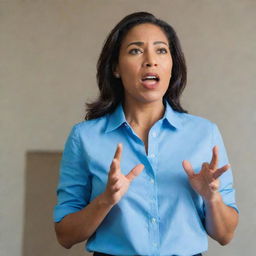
[1,0,255,255]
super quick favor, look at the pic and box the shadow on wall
[22,151,92,256]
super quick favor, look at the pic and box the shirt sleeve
[53,124,92,222]
[208,123,239,214]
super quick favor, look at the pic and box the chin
[135,95,165,104]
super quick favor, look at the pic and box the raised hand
[103,143,145,206]
[182,146,231,201]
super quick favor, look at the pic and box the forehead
[121,23,169,45]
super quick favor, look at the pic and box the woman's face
[115,23,173,105]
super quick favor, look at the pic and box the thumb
[126,164,144,182]
[182,160,195,178]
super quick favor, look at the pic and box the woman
[53,12,239,256]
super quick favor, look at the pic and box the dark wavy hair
[84,11,188,120]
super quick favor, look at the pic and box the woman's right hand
[102,143,145,206]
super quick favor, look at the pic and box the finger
[113,143,123,162]
[213,164,231,179]
[112,180,122,191]
[109,173,119,185]
[109,159,120,177]
[182,160,195,178]
[201,162,210,169]
[108,160,120,186]
[201,162,215,183]
[126,164,144,182]
[209,145,218,170]
[209,181,219,191]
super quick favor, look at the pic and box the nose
[145,62,157,67]
[142,51,158,67]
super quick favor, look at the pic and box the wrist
[203,191,222,205]
[98,192,115,208]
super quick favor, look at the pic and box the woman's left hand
[182,145,230,201]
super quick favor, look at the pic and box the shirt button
[150,153,155,158]
[152,132,157,137]
[150,178,154,184]
[151,217,156,223]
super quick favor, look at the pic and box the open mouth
[140,73,160,89]
[141,74,160,82]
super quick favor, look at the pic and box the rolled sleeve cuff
[221,189,240,214]
[226,203,239,214]
[53,205,81,223]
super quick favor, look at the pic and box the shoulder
[72,115,108,138]
[180,111,215,128]
[178,112,218,136]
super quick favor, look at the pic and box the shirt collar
[162,99,183,129]
[105,103,127,133]
[105,99,183,133]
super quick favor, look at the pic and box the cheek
[162,60,173,76]
[120,59,139,73]
[120,61,140,82]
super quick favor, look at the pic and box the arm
[183,123,239,245]
[182,145,239,245]
[55,192,113,249]
[204,123,239,244]
[204,191,239,245]
[55,143,144,249]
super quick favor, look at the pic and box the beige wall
[1,0,255,255]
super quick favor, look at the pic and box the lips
[141,72,160,82]
[140,72,160,89]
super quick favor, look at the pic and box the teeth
[142,75,159,81]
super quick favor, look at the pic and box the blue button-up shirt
[53,99,239,256]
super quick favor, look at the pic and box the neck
[123,98,165,130]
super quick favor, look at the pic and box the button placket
[147,126,161,255]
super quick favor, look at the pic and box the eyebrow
[126,41,168,48]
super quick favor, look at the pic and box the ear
[113,65,120,78]
[115,65,120,73]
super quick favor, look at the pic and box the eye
[157,48,168,54]
[128,48,143,55]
